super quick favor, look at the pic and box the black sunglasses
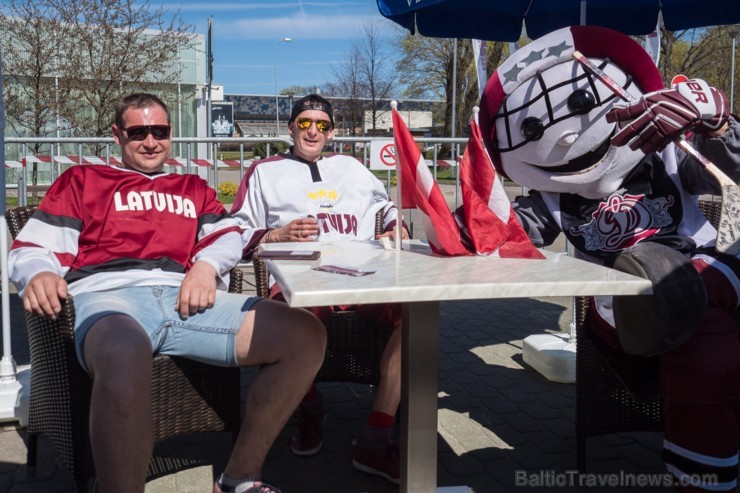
[123,124,171,141]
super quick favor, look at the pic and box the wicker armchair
[7,205,243,492]
[574,198,722,471]
[251,210,394,385]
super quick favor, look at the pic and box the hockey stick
[573,50,740,256]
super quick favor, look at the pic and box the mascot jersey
[8,164,242,296]
[231,152,399,256]
[514,131,739,265]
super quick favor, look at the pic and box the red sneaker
[352,439,400,485]
[290,407,325,456]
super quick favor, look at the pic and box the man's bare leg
[84,314,154,493]
[223,299,326,478]
[351,324,402,485]
[373,326,401,415]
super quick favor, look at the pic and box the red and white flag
[392,106,543,259]
[458,119,544,259]
[392,107,469,256]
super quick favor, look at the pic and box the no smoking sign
[370,140,397,170]
[380,144,396,167]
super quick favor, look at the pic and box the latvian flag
[392,106,468,256]
[392,105,542,259]
[458,117,543,259]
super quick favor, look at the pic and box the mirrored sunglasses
[295,117,332,133]
[123,124,171,141]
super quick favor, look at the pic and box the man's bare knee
[290,307,326,360]
[84,314,152,380]
[238,300,325,367]
[266,304,325,367]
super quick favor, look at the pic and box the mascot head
[479,26,664,199]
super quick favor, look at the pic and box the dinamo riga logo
[570,193,673,252]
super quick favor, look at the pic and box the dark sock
[299,385,324,415]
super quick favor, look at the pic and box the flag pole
[391,100,402,250]
[206,16,213,161]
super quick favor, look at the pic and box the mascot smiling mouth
[540,133,613,175]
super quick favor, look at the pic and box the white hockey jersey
[231,152,399,256]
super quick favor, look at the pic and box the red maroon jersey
[9,165,242,295]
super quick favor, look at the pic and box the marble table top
[259,240,652,308]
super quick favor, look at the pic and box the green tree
[0,0,195,152]
[58,0,194,140]
[398,35,511,147]
[658,26,738,115]
[330,21,398,136]
[0,0,74,140]
[330,42,367,136]
[357,23,397,135]
[0,0,76,200]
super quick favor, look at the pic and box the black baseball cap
[289,94,334,127]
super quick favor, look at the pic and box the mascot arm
[607,79,730,154]
[512,192,562,247]
[678,116,740,195]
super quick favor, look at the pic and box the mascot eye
[567,89,596,114]
[521,117,545,141]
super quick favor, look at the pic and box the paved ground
[0,183,727,492]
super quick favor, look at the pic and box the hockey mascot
[479,26,739,491]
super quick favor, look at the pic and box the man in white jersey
[231,94,408,484]
[9,93,325,493]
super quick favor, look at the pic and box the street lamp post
[274,37,292,136]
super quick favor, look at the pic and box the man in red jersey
[9,93,325,493]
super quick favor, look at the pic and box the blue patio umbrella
[376,0,740,41]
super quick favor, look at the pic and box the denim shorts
[73,285,261,373]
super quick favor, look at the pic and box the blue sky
[154,1,402,95]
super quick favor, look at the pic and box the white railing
[4,136,469,207]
